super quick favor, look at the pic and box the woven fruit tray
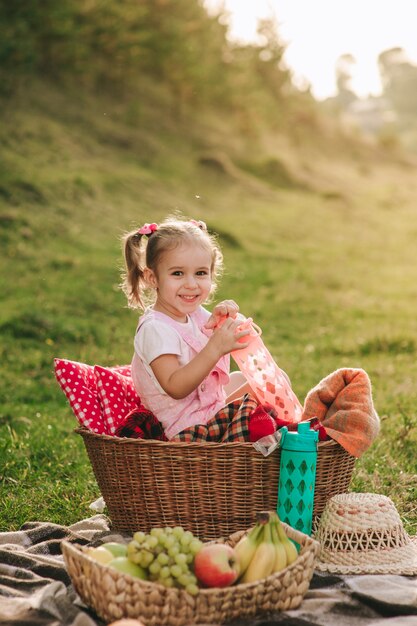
[62,523,320,626]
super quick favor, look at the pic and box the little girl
[122,216,251,439]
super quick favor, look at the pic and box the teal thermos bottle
[277,422,319,535]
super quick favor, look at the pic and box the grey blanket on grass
[0,515,416,626]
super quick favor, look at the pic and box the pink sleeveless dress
[131,307,230,439]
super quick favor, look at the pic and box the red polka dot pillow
[94,365,143,435]
[54,358,105,433]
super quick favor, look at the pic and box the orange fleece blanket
[301,367,380,458]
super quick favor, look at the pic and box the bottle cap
[280,422,319,452]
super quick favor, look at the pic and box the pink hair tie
[189,219,207,231]
[137,222,158,236]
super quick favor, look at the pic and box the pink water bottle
[231,317,303,423]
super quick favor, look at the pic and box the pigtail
[121,231,147,309]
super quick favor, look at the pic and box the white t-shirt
[134,313,209,394]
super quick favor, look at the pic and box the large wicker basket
[62,523,320,626]
[76,428,355,539]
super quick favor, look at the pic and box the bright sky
[204,0,417,100]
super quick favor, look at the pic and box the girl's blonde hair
[121,217,224,309]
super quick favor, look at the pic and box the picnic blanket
[1,515,416,626]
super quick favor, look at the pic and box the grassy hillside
[1,79,417,533]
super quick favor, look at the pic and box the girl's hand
[208,317,250,356]
[204,300,240,330]
[151,315,250,400]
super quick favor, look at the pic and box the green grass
[1,81,417,534]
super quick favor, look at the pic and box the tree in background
[0,0,82,87]
[335,53,356,109]
[0,0,313,132]
[378,47,417,123]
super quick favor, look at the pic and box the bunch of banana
[234,511,299,584]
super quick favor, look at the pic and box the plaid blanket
[116,369,379,458]
[172,393,257,442]
[1,515,416,626]
[171,369,380,458]
[115,407,168,440]
[0,515,110,626]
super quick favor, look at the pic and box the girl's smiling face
[147,242,213,322]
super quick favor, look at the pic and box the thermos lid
[280,421,319,451]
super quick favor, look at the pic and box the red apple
[194,543,240,588]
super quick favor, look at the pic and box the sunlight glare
[204,0,417,100]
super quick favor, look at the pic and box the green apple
[101,542,128,558]
[110,557,147,580]
[85,546,114,565]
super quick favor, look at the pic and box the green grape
[147,536,158,549]
[180,531,193,547]
[165,535,176,549]
[142,550,155,567]
[149,560,161,575]
[160,566,170,579]
[139,553,150,569]
[127,527,203,592]
[189,539,203,555]
[167,544,180,557]
[127,541,141,563]
[174,553,187,566]
[170,564,182,578]
[172,526,185,539]
[185,583,199,596]
[153,544,163,555]
[133,531,147,544]
[178,573,191,587]
[157,552,169,565]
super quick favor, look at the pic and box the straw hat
[314,492,417,575]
